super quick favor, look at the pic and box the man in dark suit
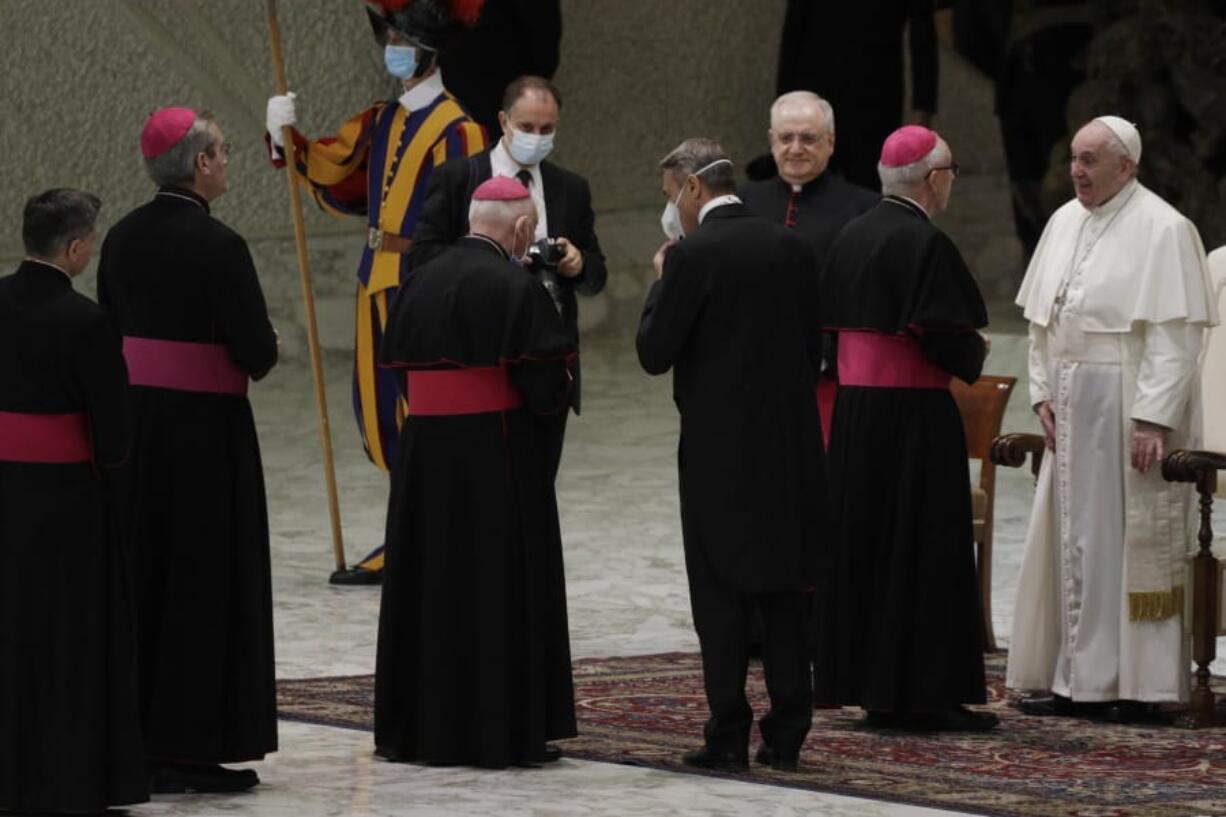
[439,0,562,138]
[775,0,938,191]
[408,75,606,479]
[637,139,826,773]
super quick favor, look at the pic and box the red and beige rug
[277,653,1226,817]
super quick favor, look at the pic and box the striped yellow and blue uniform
[283,95,486,475]
[281,95,485,573]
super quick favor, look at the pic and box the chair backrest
[951,375,1017,462]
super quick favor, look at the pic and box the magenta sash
[406,366,523,416]
[0,411,92,463]
[123,337,248,395]
[837,331,950,389]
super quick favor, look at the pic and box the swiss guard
[267,0,488,584]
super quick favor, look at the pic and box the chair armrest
[1162,449,1226,493]
[989,433,1046,480]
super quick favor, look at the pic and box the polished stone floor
[120,304,1221,817]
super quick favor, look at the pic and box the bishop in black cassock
[375,177,576,768]
[0,190,147,813]
[98,109,279,791]
[816,127,996,732]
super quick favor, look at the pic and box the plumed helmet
[364,0,485,52]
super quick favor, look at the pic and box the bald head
[468,196,538,256]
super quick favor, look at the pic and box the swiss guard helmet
[364,0,485,52]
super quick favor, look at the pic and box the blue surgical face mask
[507,129,555,166]
[384,44,417,79]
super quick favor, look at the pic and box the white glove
[266,92,297,148]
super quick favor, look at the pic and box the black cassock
[637,204,826,756]
[98,187,279,763]
[0,261,147,812]
[740,172,879,267]
[374,236,576,768]
[816,196,988,713]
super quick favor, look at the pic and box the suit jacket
[636,204,827,593]
[438,0,562,138]
[407,146,606,413]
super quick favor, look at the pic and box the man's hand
[555,237,584,279]
[266,92,297,148]
[1035,400,1056,451]
[653,240,677,280]
[1130,420,1168,474]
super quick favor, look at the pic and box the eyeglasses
[774,131,827,148]
[926,162,959,178]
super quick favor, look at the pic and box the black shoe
[1098,700,1170,726]
[682,746,749,772]
[150,763,259,793]
[1015,693,1075,717]
[753,743,799,772]
[863,710,905,729]
[541,744,562,763]
[329,566,383,585]
[905,706,999,732]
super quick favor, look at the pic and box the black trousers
[684,545,812,755]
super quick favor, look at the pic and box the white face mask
[660,188,686,241]
[507,129,554,166]
[659,158,733,241]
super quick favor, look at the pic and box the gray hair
[658,138,736,194]
[144,112,217,187]
[468,196,536,233]
[878,140,951,196]
[22,188,102,257]
[770,91,835,135]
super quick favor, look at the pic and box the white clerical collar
[24,257,72,280]
[698,194,742,224]
[1084,177,1138,219]
[398,72,446,112]
[895,194,929,217]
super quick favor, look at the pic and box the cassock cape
[816,197,989,711]
[97,187,280,763]
[0,261,148,812]
[373,236,577,768]
[739,172,879,265]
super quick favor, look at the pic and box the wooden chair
[1159,450,1226,727]
[951,375,1017,652]
[990,436,1226,728]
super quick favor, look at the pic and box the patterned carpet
[277,653,1226,817]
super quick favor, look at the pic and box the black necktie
[515,169,533,189]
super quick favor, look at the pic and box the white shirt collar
[489,140,548,240]
[24,257,72,280]
[698,194,742,224]
[398,72,446,112]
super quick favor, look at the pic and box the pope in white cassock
[1008,116,1218,722]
